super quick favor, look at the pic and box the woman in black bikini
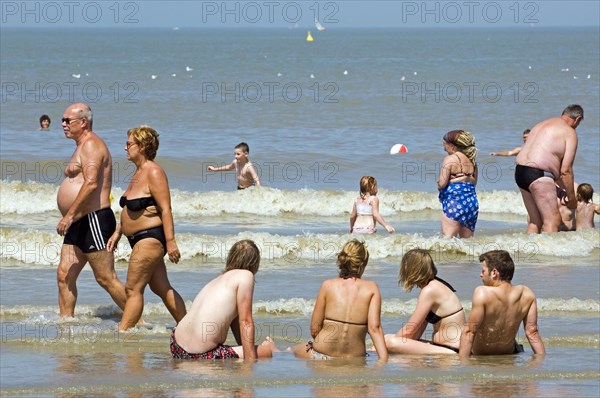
[290,240,388,361]
[107,126,186,331]
[385,249,465,354]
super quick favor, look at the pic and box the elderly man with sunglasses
[56,102,127,318]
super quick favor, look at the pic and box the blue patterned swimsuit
[439,182,479,231]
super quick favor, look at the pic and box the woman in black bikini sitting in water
[385,249,465,354]
[107,126,186,331]
[290,239,388,361]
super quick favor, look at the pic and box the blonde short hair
[399,249,437,291]
[127,125,160,160]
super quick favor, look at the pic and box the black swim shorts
[63,208,116,253]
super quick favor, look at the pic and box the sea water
[1,27,599,397]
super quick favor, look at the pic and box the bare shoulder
[81,133,110,162]
[323,277,337,286]
[419,280,437,297]
[361,278,381,293]
[226,269,255,282]
[515,284,536,300]
[147,161,167,179]
[472,285,494,302]
[442,154,454,164]
[88,132,109,150]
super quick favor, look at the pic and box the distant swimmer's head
[127,125,160,160]
[522,129,531,142]
[562,104,584,128]
[337,239,369,279]
[577,183,594,203]
[359,176,378,198]
[39,114,51,129]
[399,249,437,292]
[225,239,261,275]
[479,250,514,283]
[443,129,477,163]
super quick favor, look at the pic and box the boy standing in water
[207,142,261,189]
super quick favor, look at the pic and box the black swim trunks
[63,208,116,253]
[126,226,167,252]
[515,164,555,192]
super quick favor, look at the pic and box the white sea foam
[2,181,574,218]
[2,226,598,266]
[2,297,598,321]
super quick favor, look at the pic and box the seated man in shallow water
[459,250,545,357]
[171,240,277,361]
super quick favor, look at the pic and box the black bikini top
[449,154,474,179]
[425,277,463,324]
[119,195,157,212]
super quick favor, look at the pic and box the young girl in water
[349,176,395,234]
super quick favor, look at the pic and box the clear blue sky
[1,1,599,28]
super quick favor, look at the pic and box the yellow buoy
[306,30,314,42]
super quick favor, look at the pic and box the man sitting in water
[170,240,278,361]
[459,250,545,357]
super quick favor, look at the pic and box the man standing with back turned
[515,104,583,233]
[56,102,127,317]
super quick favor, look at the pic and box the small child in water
[349,176,394,234]
[207,142,260,189]
[575,183,599,230]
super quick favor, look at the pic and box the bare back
[312,277,382,357]
[352,196,376,231]
[470,284,535,355]
[576,202,598,229]
[424,279,465,347]
[174,269,254,354]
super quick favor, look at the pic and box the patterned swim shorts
[170,330,239,360]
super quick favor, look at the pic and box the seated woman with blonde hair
[290,239,388,361]
[385,249,465,354]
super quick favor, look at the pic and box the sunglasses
[62,117,84,124]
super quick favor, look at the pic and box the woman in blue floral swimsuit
[438,129,479,238]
